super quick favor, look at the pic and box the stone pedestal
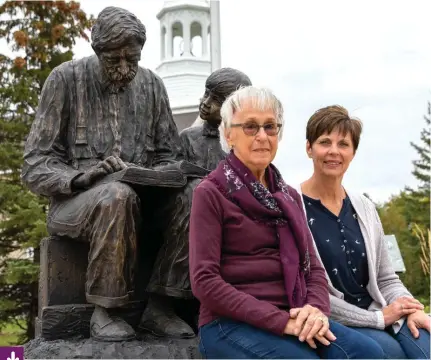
[24,333,201,359]
[31,237,200,359]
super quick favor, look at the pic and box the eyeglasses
[231,122,282,136]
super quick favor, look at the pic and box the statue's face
[98,41,141,87]
[199,87,224,127]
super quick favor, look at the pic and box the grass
[0,320,26,346]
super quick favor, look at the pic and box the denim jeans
[199,318,385,359]
[352,321,430,359]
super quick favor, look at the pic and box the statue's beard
[104,64,138,87]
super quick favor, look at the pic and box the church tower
[156,0,212,132]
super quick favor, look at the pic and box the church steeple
[158,0,211,60]
[156,0,213,131]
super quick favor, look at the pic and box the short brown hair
[306,105,363,151]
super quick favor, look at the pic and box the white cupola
[156,0,212,131]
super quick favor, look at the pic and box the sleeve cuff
[375,310,386,330]
[391,317,405,334]
[274,311,290,336]
[66,171,85,194]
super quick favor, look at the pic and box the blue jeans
[199,318,385,359]
[352,321,430,359]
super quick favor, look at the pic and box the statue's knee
[98,182,138,208]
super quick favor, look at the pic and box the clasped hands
[284,304,335,349]
[382,296,430,338]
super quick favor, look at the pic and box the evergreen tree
[378,193,430,299]
[378,102,431,304]
[410,102,430,193]
[405,103,431,231]
[0,1,94,342]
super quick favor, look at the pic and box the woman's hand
[407,310,430,338]
[382,296,424,326]
[286,305,336,349]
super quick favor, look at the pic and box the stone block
[38,236,88,317]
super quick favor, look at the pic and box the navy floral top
[303,194,373,309]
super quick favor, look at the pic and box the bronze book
[98,161,209,188]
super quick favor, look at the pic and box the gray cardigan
[294,185,413,333]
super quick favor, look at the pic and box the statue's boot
[90,305,136,342]
[139,295,195,338]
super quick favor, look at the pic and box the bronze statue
[22,6,198,342]
[180,68,252,170]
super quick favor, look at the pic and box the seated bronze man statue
[180,68,252,170]
[22,6,198,342]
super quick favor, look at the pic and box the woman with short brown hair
[297,105,430,359]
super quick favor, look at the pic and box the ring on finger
[317,316,328,324]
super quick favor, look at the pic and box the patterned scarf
[207,151,311,306]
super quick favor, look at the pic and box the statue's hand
[72,156,128,189]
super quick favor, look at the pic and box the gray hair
[220,86,284,141]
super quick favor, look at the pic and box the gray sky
[36,0,431,203]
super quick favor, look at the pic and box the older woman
[189,87,385,359]
[297,105,430,359]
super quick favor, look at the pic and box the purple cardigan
[189,178,330,336]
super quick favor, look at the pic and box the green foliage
[0,319,26,346]
[417,297,430,314]
[0,1,94,343]
[378,192,430,298]
[409,102,430,193]
[378,102,431,301]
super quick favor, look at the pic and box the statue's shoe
[139,312,195,339]
[90,309,136,342]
